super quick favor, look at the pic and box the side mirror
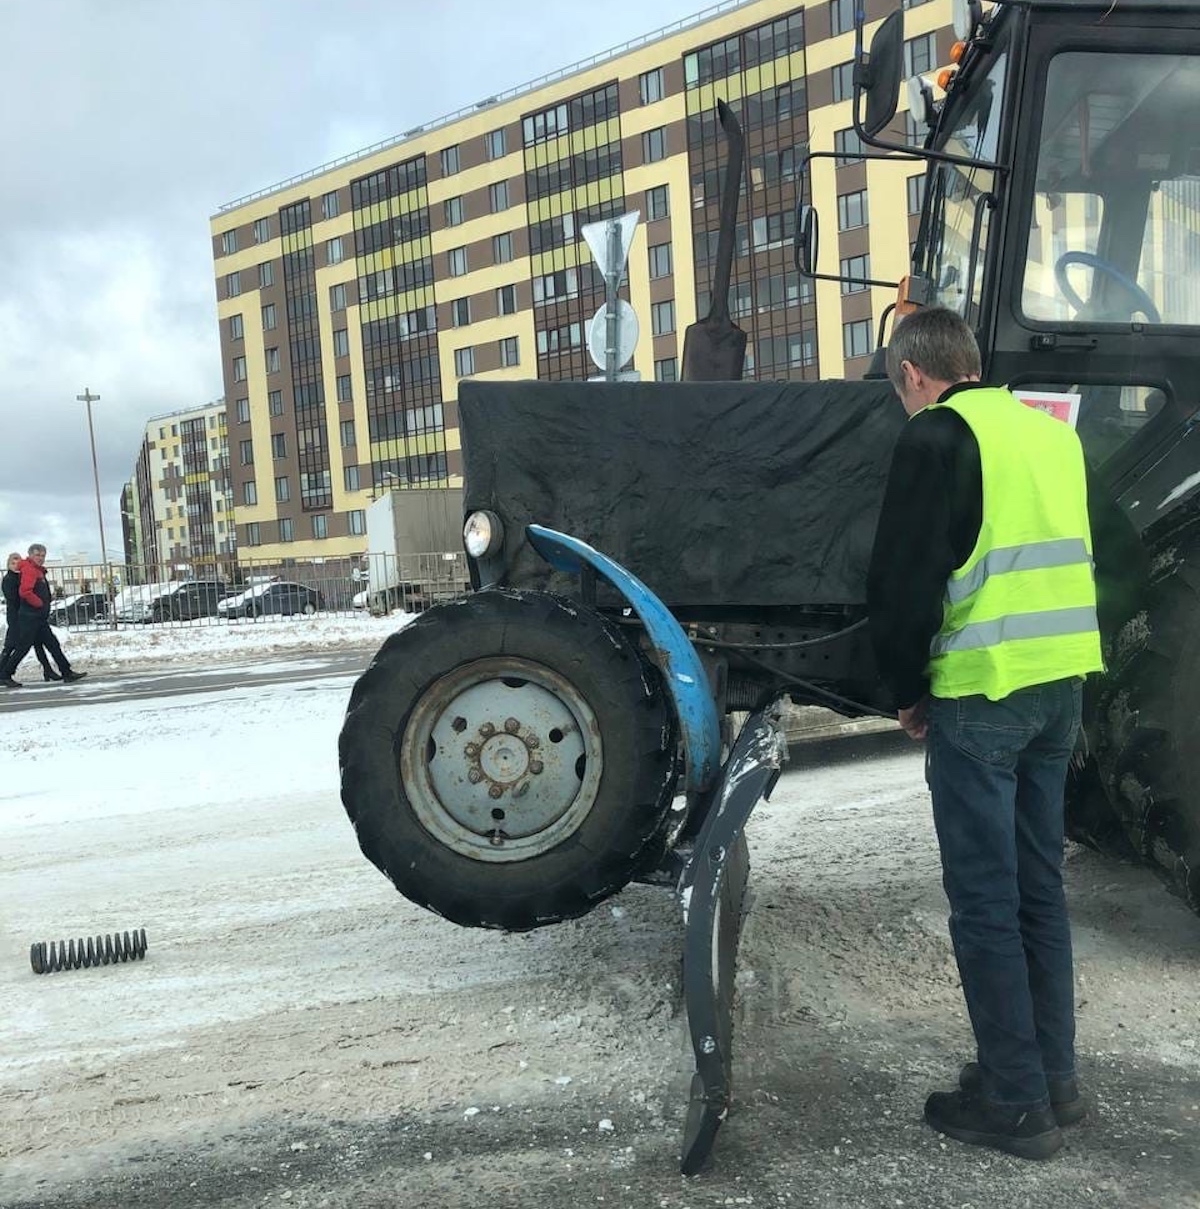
[794,202,819,276]
[860,10,905,137]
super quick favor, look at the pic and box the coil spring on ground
[30,928,148,975]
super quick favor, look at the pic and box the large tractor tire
[339,589,679,931]
[1091,528,1200,913]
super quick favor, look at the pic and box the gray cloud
[0,0,705,560]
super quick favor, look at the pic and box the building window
[492,232,514,263]
[444,196,464,226]
[261,302,277,331]
[232,355,247,382]
[340,419,355,447]
[275,476,290,503]
[489,180,509,213]
[648,243,672,279]
[253,217,270,244]
[268,389,283,416]
[271,432,287,459]
[333,328,350,358]
[448,246,468,276]
[840,253,871,293]
[327,236,345,264]
[651,300,675,336]
[639,67,665,105]
[312,514,329,540]
[440,145,460,175]
[907,174,926,215]
[322,191,340,220]
[229,313,244,341]
[330,282,347,311]
[646,184,670,221]
[226,271,241,297]
[279,517,294,542]
[242,480,257,506]
[500,336,520,367]
[451,297,471,327]
[344,465,360,491]
[349,509,366,536]
[235,397,251,424]
[843,318,874,359]
[654,357,678,382]
[259,261,274,289]
[832,60,855,103]
[643,127,667,163]
[838,189,869,230]
[221,230,238,255]
[245,522,260,546]
[831,0,855,35]
[454,347,475,377]
[336,374,352,402]
[265,346,280,373]
[497,284,517,315]
[834,127,864,166]
[485,128,506,159]
[904,32,937,78]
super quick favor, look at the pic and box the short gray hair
[885,307,982,394]
[27,543,46,557]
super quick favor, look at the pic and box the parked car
[115,582,174,624]
[48,592,108,626]
[217,581,325,619]
[149,580,229,622]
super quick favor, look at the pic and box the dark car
[48,592,109,626]
[149,580,229,622]
[218,581,325,619]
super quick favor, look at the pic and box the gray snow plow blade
[676,701,787,1175]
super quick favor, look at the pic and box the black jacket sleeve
[866,409,979,710]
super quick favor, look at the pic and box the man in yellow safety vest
[867,307,1103,1161]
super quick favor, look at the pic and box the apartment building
[210,0,953,563]
[121,399,234,577]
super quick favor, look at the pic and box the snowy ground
[16,612,415,673]
[1,670,1199,1208]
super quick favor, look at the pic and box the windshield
[1022,52,1200,326]
[916,51,1008,318]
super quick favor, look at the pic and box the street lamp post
[77,388,116,629]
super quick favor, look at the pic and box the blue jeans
[926,677,1083,1110]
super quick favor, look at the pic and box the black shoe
[960,1062,1086,1126]
[0,677,23,688]
[924,1088,1063,1160]
[43,668,62,681]
[61,670,87,684]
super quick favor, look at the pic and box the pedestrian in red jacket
[0,544,86,688]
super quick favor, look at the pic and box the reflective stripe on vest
[926,387,1103,700]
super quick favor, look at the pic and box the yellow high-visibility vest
[928,387,1103,701]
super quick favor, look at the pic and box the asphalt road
[0,648,374,712]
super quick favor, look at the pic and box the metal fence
[37,552,471,629]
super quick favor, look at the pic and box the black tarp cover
[459,378,906,609]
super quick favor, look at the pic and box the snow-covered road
[2,670,1199,1209]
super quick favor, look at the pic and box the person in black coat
[1,551,58,680]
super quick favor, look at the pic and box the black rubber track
[1091,528,1200,913]
[338,589,678,931]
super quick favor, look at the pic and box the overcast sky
[0,0,707,564]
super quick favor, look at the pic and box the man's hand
[898,696,930,741]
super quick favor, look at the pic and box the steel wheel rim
[401,657,603,863]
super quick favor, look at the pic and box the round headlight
[463,510,504,559]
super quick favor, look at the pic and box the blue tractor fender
[525,524,722,795]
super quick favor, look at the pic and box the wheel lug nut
[480,722,496,737]
[525,734,540,749]
[488,784,504,799]
[529,760,544,775]
[504,717,520,734]
[464,743,480,757]
[467,769,482,784]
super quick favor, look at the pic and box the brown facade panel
[838,224,870,257]
[807,65,833,110]
[840,289,874,322]
[446,448,464,479]
[648,273,676,305]
[835,159,868,193]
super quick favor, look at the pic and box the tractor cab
[836,0,1200,517]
